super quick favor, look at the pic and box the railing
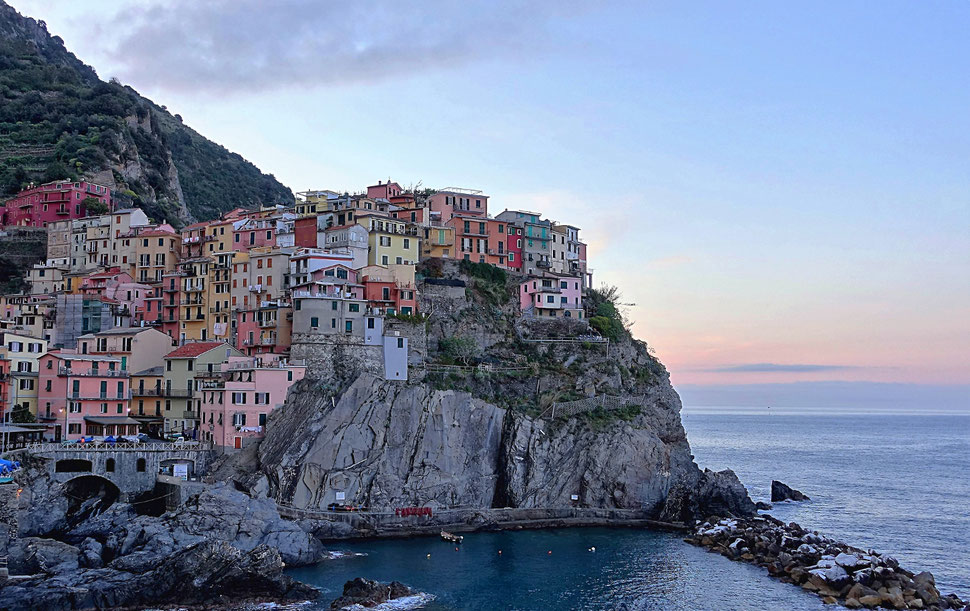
[58,367,128,377]
[68,390,133,400]
[162,388,193,398]
[182,410,196,419]
[418,363,533,374]
[541,395,645,420]
[26,441,211,452]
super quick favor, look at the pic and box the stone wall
[38,447,212,500]
[290,335,384,380]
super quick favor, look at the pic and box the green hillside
[0,1,293,226]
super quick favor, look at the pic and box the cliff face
[255,367,752,520]
[0,0,293,224]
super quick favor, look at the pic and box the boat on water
[440,531,464,543]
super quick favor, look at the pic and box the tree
[10,406,36,423]
[82,196,108,215]
[439,335,481,365]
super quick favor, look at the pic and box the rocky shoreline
[685,514,969,610]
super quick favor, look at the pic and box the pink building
[79,268,151,319]
[367,180,403,201]
[233,217,277,252]
[2,180,111,228]
[428,188,488,224]
[199,357,306,450]
[519,274,584,319]
[38,353,134,440]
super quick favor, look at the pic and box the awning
[82,416,142,426]
[0,425,46,434]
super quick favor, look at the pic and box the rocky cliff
[250,354,752,522]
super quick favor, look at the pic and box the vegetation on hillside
[0,4,292,224]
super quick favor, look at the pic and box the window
[397,337,404,348]
[403,238,410,249]
[310,317,319,328]
[259,413,267,426]
[106,458,115,472]
[367,318,375,329]
[137,458,146,472]
[331,301,338,311]
[349,303,360,312]
[187,360,193,371]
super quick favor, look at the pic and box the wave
[340,592,435,610]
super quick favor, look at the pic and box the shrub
[439,335,480,365]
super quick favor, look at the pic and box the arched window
[106,458,115,472]
[136,458,146,472]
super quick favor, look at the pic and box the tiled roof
[164,342,227,359]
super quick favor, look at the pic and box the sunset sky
[12,0,969,405]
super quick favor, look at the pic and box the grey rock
[771,480,810,502]
[260,372,756,522]
[330,577,414,609]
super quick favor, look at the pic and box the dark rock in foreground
[771,480,810,502]
[331,577,415,609]
[0,541,317,610]
[686,515,967,611]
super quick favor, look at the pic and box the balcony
[68,390,133,400]
[182,410,197,419]
[536,260,551,269]
[162,388,194,398]
[134,387,165,397]
[58,367,128,378]
[260,336,276,346]
[258,318,277,328]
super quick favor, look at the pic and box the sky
[10,0,970,407]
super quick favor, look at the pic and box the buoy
[590,546,596,552]
[455,547,459,551]
[426,554,431,559]
[548,550,552,555]
[498,550,502,555]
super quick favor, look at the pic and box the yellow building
[355,212,420,266]
[1,331,48,420]
[294,189,339,216]
[132,226,180,285]
[422,225,455,259]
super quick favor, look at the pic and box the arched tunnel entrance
[63,475,121,528]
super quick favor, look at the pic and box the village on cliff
[0,179,594,453]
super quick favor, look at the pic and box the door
[234,437,242,449]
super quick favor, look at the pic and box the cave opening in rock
[63,475,120,528]
[131,484,168,517]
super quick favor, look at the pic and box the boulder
[858,594,882,608]
[755,501,773,511]
[771,480,809,502]
[330,577,414,609]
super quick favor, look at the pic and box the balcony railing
[162,388,194,398]
[58,367,128,378]
[68,390,133,400]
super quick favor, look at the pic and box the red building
[448,215,515,269]
[0,357,10,423]
[294,217,317,248]
[2,180,111,228]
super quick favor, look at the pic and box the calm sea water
[287,407,970,610]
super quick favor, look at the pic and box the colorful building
[355,213,420,266]
[1,331,47,422]
[428,188,488,224]
[38,353,133,440]
[162,341,245,435]
[359,265,418,315]
[199,356,306,450]
[75,327,173,373]
[519,274,584,319]
[496,210,551,276]
[2,180,111,228]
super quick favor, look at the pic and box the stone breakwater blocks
[684,516,965,611]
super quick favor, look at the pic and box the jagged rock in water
[771,480,810,502]
[330,577,414,609]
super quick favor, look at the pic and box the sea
[286,406,970,610]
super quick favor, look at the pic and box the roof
[133,366,164,376]
[138,229,176,237]
[164,342,229,359]
[94,327,155,336]
[82,416,141,425]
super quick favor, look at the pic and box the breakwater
[686,515,968,610]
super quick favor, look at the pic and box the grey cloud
[102,0,595,93]
[704,363,859,373]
